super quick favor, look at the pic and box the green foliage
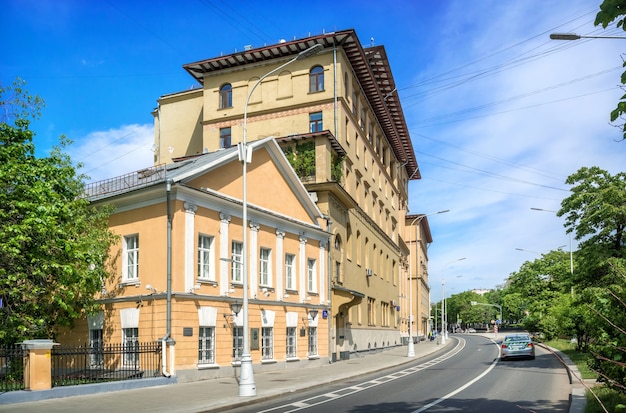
[331,153,344,182]
[586,385,626,413]
[0,79,117,344]
[559,167,626,287]
[284,141,316,179]
[595,0,626,140]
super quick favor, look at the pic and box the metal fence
[0,345,26,392]
[52,342,162,387]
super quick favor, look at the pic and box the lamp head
[230,302,242,316]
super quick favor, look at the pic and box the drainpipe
[324,214,333,363]
[333,41,338,139]
[160,178,174,377]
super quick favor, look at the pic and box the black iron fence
[51,342,162,387]
[0,345,26,392]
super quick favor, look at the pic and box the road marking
[256,339,467,413]
[411,344,500,413]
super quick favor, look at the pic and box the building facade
[152,29,421,360]
[59,139,330,381]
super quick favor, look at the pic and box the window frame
[309,66,324,93]
[198,234,215,281]
[231,241,243,283]
[219,83,232,109]
[307,327,318,356]
[259,247,272,287]
[261,327,274,360]
[219,127,232,149]
[307,258,317,293]
[123,234,139,282]
[309,112,323,133]
[122,327,139,366]
[198,326,215,365]
[286,326,297,358]
[232,326,243,361]
[285,253,296,290]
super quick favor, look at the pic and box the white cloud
[69,124,155,183]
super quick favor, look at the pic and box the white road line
[257,338,467,413]
[411,342,500,412]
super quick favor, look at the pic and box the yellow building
[60,138,330,381]
[153,29,421,361]
[404,214,435,339]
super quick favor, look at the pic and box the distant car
[467,328,476,333]
[501,333,535,360]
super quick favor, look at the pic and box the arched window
[309,66,324,93]
[219,84,232,109]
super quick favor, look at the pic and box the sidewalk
[0,334,584,413]
[1,340,446,413]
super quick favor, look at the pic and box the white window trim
[198,234,216,281]
[260,247,272,287]
[122,234,139,284]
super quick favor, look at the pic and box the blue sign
[322,310,328,319]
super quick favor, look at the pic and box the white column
[219,213,231,296]
[299,234,307,302]
[319,240,327,304]
[184,202,197,292]
[275,230,285,301]
[249,222,260,298]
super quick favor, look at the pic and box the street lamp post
[530,208,574,289]
[441,257,466,344]
[407,210,449,357]
[238,43,323,397]
[550,33,626,40]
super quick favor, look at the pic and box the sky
[3,0,626,303]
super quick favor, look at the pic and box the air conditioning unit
[365,268,373,276]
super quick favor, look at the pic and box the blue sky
[3,0,626,303]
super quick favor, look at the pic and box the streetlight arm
[550,33,626,40]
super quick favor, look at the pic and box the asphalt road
[227,335,571,413]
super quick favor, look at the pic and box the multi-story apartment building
[153,29,421,360]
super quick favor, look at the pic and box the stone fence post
[21,339,57,391]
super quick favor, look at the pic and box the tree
[558,166,626,286]
[595,0,626,140]
[0,79,117,344]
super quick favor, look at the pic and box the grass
[542,339,626,413]
[584,385,626,413]
[542,338,596,380]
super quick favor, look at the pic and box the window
[260,247,272,286]
[285,254,295,290]
[309,112,323,133]
[262,327,273,360]
[198,327,215,364]
[123,328,139,366]
[219,83,232,109]
[233,326,243,361]
[231,241,243,283]
[308,327,318,356]
[220,127,231,149]
[368,297,376,326]
[307,258,316,292]
[123,235,139,282]
[309,66,324,93]
[286,327,297,358]
[335,261,341,283]
[198,235,214,280]
[89,328,103,367]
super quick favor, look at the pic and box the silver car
[500,333,535,360]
